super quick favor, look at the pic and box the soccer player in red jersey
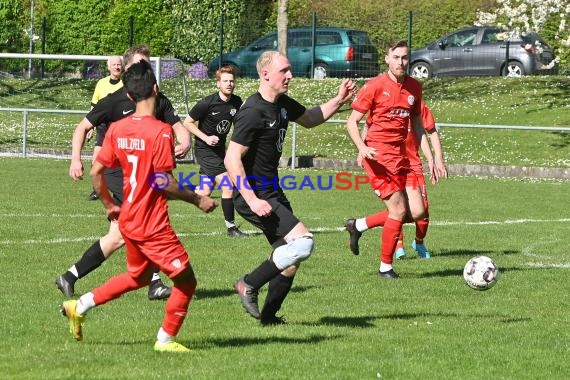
[347,101,448,260]
[57,45,187,300]
[60,60,217,352]
[344,40,432,279]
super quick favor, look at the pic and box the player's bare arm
[296,79,356,128]
[427,129,448,179]
[89,160,120,220]
[346,110,377,160]
[419,132,437,184]
[172,121,191,158]
[183,116,219,146]
[163,171,217,213]
[224,141,272,217]
[69,117,96,180]
[356,124,370,168]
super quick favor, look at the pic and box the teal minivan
[208,27,380,79]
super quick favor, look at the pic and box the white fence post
[291,122,297,169]
[22,110,28,158]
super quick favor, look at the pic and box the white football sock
[379,262,393,272]
[355,218,368,232]
[76,292,95,315]
[156,327,174,344]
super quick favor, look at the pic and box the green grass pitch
[1,158,569,379]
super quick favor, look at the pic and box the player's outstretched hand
[197,195,217,213]
[69,160,84,180]
[337,79,357,103]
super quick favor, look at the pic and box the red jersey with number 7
[97,115,176,240]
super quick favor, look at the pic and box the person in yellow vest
[86,56,124,200]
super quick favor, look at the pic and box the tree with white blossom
[476,0,570,68]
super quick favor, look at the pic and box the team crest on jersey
[281,108,288,121]
[408,95,415,106]
[230,108,237,117]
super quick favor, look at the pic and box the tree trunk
[277,0,288,55]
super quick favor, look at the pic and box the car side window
[254,35,277,50]
[289,31,312,48]
[446,30,477,47]
[482,29,501,44]
[316,32,342,46]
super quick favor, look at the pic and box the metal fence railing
[2,107,569,165]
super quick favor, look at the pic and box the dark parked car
[208,27,380,79]
[410,26,558,79]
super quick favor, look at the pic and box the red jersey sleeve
[421,103,436,133]
[96,123,120,168]
[351,80,377,115]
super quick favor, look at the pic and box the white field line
[521,239,570,269]
[0,216,568,246]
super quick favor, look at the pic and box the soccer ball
[463,256,499,290]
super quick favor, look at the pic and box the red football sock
[365,210,389,229]
[161,281,196,337]
[380,218,404,265]
[92,273,147,306]
[415,218,429,241]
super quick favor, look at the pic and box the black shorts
[233,188,300,246]
[95,123,108,147]
[194,146,226,177]
[104,168,123,205]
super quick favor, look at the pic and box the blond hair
[256,51,283,77]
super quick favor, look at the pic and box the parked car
[410,26,558,79]
[208,27,380,79]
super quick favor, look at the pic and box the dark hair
[122,60,157,102]
[386,40,408,54]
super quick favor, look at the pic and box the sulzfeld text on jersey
[117,137,146,151]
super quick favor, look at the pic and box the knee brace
[272,233,314,270]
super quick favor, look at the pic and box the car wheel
[410,62,432,79]
[312,63,329,79]
[503,61,525,77]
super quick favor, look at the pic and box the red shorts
[122,227,190,279]
[362,158,408,199]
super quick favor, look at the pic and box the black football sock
[221,197,235,227]
[244,260,281,289]
[61,271,77,285]
[260,274,294,320]
[74,240,106,279]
